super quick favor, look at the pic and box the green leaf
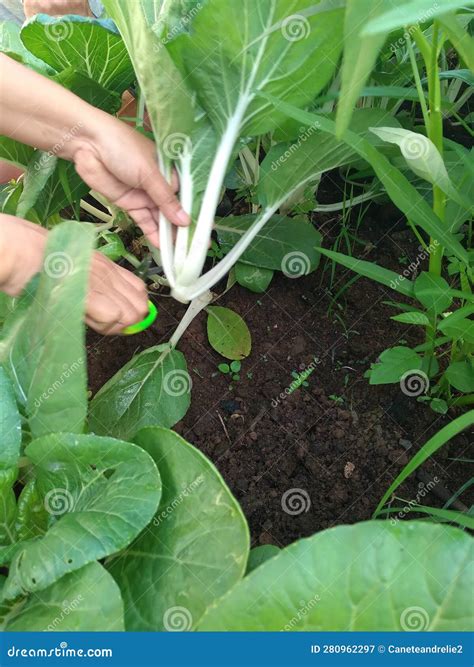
[391,311,430,326]
[198,521,473,630]
[414,272,452,314]
[0,222,94,437]
[52,68,122,113]
[0,366,21,469]
[108,427,249,631]
[2,432,161,600]
[235,263,274,293]
[1,562,124,631]
[246,545,281,574]
[216,215,321,274]
[89,344,191,440]
[98,232,126,261]
[21,15,135,94]
[370,127,450,190]
[103,0,194,151]
[174,0,344,137]
[0,19,54,75]
[218,363,230,374]
[0,136,34,170]
[369,347,423,385]
[16,150,57,219]
[438,314,474,344]
[374,411,474,516]
[363,1,474,36]
[15,479,49,542]
[429,398,448,415]
[230,360,241,373]
[336,0,412,135]
[0,469,17,546]
[261,97,470,267]
[207,306,251,361]
[439,13,474,72]
[318,247,415,298]
[445,361,474,393]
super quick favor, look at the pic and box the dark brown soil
[87,198,473,549]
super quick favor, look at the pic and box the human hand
[23,0,91,18]
[0,214,149,335]
[72,114,189,247]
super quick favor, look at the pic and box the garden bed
[88,199,473,548]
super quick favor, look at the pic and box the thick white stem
[157,154,176,287]
[172,204,281,302]
[169,290,213,348]
[173,154,193,275]
[176,101,248,286]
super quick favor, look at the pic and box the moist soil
[87,192,473,550]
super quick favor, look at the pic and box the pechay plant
[104,0,349,303]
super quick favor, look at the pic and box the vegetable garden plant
[0,0,473,632]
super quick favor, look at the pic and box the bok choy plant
[103,0,347,304]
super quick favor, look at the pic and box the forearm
[0,54,107,160]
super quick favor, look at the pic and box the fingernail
[177,209,191,225]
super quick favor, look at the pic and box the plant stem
[169,290,214,348]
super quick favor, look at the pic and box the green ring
[122,300,158,335]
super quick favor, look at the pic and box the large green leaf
[21,15,135,94]
[0,367,20,470]
[0,222,94,438]
[174,0,344,137]
[0,20,54,75]
[89,344,191,440]
[103,0,194,148]
[413,272,452,314]
[1,562,124,631]
[198,521,473,631]
[2,432,161,599]
[261,96,470,267]
[0,367,21,547]
[216,215,321,273]
[363,1,474,36]
[108,427,249,630]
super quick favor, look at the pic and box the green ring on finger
[121,300,158,335]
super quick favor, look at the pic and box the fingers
[87,252,149,335]
[141,165,190,228]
